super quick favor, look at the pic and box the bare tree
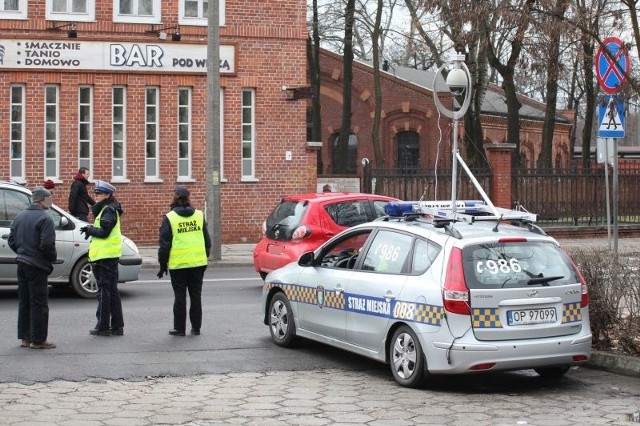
[334,0,356,174]
[371,0,386,175]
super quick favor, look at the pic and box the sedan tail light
[291,225,311,241]
[443,247,470,315]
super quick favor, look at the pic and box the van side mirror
[298,251,315,267]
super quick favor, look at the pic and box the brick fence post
[485,144,516,209]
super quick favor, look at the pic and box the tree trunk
[334,0,356,174]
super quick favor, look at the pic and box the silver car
[0,181,142,298]
[261,201,591,387]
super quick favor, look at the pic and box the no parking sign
[595,37,630,94]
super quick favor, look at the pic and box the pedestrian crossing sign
[598,95,625,139]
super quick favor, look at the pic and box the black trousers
[93,258,124,331]
[169,266,206,332]
[17,262,50,343]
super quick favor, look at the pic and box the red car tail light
[291,225,311,241]
[443,247,470,315]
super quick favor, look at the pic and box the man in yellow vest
[79,180,124,336]
[157,186,211,336]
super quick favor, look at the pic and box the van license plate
[507,308,556,326]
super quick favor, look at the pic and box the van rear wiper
[527,275,564,286]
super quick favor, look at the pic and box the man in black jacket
[68,167,95,222]
[8,187,57,349]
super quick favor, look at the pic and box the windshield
[462,241,580,289]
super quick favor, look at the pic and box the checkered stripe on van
[472,308,503,328]
[562,302,582,323]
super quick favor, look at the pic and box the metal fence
[368,165,640,226]
[368,168,492,202]
[512,166,640,226]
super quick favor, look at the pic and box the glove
[79,226,91,240]
[157,267,167,279]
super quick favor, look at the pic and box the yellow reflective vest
[88,206,122,261]
[167,210,208,270]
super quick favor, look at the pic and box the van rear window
[462,242,580,289]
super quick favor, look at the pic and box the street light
[432,54,472,214]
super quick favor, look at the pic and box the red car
[253,192,399,279]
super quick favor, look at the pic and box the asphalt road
[0,267,384,383]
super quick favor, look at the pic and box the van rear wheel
[389,325,427,388]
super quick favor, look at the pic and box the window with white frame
[46,0,95,22]
[10,85,25,181]
[241,89,255,179]
[1,0,27,19]
[113,0,161,24]
[177,87,191,178]
[178,0,225,26]
[44,85,59,179]
[78,86,93,171]
[146,87,159,178]
[112,87,127,178]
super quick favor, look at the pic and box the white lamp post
[432,54,472,214]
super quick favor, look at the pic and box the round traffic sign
[595,37,630,94]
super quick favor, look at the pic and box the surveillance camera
[445,68,468,95]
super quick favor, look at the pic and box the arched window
[397,131,419,171]
[331,133,357,174]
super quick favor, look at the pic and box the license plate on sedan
[507,308,557,326]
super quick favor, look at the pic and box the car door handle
[384,292,396,300]
[333,285,344,294]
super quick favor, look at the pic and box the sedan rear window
[462,242,580,289]
[264,201,308,241]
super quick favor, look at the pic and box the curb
[586,351,640,377]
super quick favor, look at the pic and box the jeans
[93,258,124,331]
[169,266,206,332]
[17,262,50,343]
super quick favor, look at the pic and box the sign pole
[612,139,619,259]
[604,140,611,250]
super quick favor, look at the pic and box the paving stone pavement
[0,368,639,425]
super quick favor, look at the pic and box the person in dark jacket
[68,167,95,222]
[8,187,57,349]
[158,186,211,336]
[79,180,124,336]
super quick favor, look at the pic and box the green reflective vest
[88,206,122,261]
[167,210,208,270]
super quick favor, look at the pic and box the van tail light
[565,250,589,307]
[443,248,470,315]
[291,226,311,241]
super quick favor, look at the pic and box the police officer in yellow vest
[157,186,211,336]
[79,180,124,337]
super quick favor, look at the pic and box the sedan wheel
[71,257,98,299]
[390,326,426,387]
[268,292,296,347]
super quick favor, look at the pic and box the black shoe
[191,329,200,336]
[90,328,111,336]
[169,330,185,336]
[111,328,124,336]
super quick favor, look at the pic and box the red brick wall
[0,0,312,246]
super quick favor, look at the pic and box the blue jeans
[17,262,50,343]
[93,258,124,331]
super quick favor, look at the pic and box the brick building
[315,49,573,203]
[0,0,312,246]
